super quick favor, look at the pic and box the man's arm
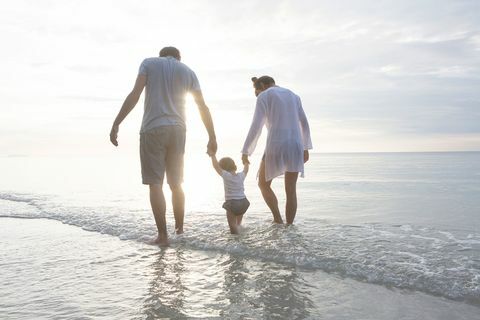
[210,154,223,176]
[110,74,146,146]
[191,90,217,155]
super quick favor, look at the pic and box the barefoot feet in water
[147,236,169,247]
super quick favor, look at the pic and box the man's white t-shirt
[138,56,200,133]
[221,170,247,200]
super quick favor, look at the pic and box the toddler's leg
[226,211,239,234]
[236,214,243,226]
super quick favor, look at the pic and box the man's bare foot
[272,219,284,224]
[175,228,183,235]
[147,236,169,247]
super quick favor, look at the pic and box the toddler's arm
[210,154,223,176]
[243,162,250,176]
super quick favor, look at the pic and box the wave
[1,192,479,305]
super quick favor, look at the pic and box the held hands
[242,154,250,165]
[207,138,217,156]
[110,125,119,146]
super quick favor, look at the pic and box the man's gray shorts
[222,198,250,216]
[140,126,186,185]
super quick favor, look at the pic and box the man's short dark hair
[251,76,275,90]
[159,46,181,59]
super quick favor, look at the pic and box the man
[241,76,312,224]
[110,46,217,246]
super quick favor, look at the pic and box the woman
[241,76,313,224]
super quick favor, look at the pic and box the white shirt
[138,57,201,133]
[221,170,247,200]
[241,86,313,181]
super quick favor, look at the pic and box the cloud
[58,95,121,102]
[66,65,116,74]
[1,0,480,154]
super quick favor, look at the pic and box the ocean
[1,152,479,319]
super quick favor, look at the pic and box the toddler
[210,154,250,234]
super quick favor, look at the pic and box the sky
[1,0,479,157]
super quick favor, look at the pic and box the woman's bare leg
[285,171,299,225]
[258,160,283,224]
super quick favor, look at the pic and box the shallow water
[1,152,479,318]
[2,218,479,319]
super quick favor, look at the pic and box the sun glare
[185,94,257,155]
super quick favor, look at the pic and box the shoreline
[1,216,479,319]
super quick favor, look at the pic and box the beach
[2,0,480,317]
[1,152,479,319]
[1,217,479,319]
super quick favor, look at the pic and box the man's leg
[258,160,283,223]
[170,184,185,234]
[149,184,169,246]
[285,171,299,224]
[165,126,186,235]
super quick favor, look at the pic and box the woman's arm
[241,97,267,156]
[297,96,313,151]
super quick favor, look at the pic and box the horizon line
[2,150,480,158]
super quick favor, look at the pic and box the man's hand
[110,125,119,146]
[304,150,309,163]
[207,138,217,156]
[242,154,250,165]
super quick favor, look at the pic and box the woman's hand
[304,150,309,163]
